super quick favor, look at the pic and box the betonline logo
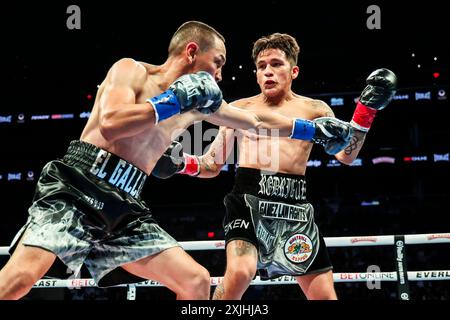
[405,155,428,162]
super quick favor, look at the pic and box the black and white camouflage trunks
[223,167,333,280]
[9,140,179,287]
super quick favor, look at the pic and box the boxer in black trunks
[0,22,353,300]
[153,33,397,299]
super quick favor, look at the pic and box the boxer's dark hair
[252,33,300,66]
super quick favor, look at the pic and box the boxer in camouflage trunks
[152,33,396,300]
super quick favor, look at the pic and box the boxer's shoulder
[305,98,334,118]
[105,58,148,89]
[229,94,262,109]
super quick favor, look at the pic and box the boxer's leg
[0,236,56,300]
[296,270,337,300]
[213,240,257,300]
[122,247,210,300]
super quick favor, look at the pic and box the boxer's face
[255,48,298,98]
[193,37,226,82]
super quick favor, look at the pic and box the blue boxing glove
[290,117,353,155]
[147,71,223,124]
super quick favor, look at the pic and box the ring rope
[32,271,450,289]
[1,233,449,255]
[1,232,448,294]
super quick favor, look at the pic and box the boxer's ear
[291,65,299,80]
[185,42,200,64]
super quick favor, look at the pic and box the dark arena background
[1,0,449,305]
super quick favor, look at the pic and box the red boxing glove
[179,154,200,176]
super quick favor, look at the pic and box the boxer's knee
[179,265,210,299]
[226,261,256,285]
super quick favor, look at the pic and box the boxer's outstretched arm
[151,126,235,179]
[99,58,157,142]
[207,100,354,155]
[206,102,294,137]
[310,99,365,164]
[335,130,367,164]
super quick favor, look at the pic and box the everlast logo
[258,174,306,201]
[185,77,200,101]
[415,91,431,100]
[90,150,146,198]
[0,115,12,123]
[434,153,449,162]
[255,221,276,252]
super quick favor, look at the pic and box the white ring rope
[1,232,449,290]
[176,233,450,251]
[182,233,450,251]
[1,233,449,255]
[32,271,450,289]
